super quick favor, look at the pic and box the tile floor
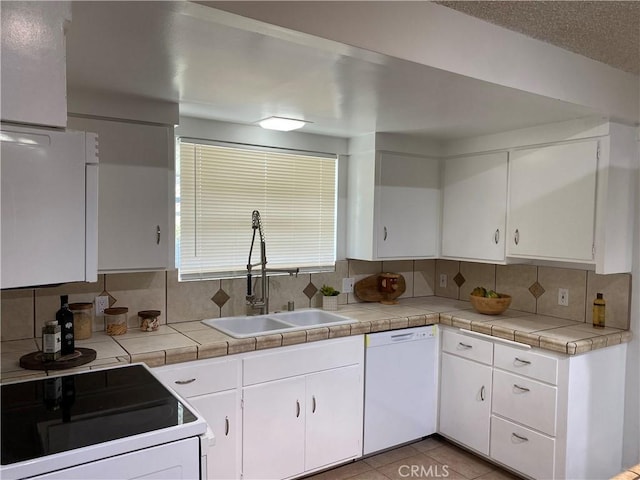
[304,435,522,480]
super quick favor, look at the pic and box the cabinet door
[439,352,492,455]
[67,116,171,272]
[376,153,439,258]
[507,141,598,261]
[189,390,240,480]
[442,152,508,261]
[305,365,363,471]
[242,377,306,480]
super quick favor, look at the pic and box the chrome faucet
[246,210,299,315]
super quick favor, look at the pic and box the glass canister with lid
[104,307,128,336]
[138,310,161,332]
[69,302,94,340]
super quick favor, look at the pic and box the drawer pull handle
[458,342,473,349]
[174,378,196,385]
[296,400,301,418]
[513,384,530,393]
[514,357,531,365]
[512,432,529,442]
[312,395,317,413]
[480,385,486,401]
[225,416,230,436]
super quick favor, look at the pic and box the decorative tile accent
[100,290,117,307]
[211,289,230,308]
[529,281,545,299]
[459,262,495,300]
[496,265,537,313]
[453,272,466,288]
[303,282,318,299]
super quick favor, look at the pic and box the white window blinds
[178,140,337,280]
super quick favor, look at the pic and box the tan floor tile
[412,436,447,453]
[376,453,456,480]
[424,444,494,479]
[474,468,523,480]
[364,445,421,469]
[306,460,373,480]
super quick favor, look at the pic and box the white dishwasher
[363,325,438,455]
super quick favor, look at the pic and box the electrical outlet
[342,277,354,294]
[439,274,447,288]
[95,296,110,315]
[558,288,569,307]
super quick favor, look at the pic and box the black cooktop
[1,364,197,466]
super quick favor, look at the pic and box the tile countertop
[0,296,632,383]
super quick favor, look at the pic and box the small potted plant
[320,284,340,311]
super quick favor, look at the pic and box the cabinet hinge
[592,244,596,259]
[240,398,244,410]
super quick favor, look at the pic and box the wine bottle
[56,295,75,355]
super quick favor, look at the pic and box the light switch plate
[558,288,569,306]
[95,295,109,315]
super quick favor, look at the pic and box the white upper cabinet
[0,2,69,127]
[67,116,173,272]
[507,140,598,262]
[441,152,508,262]
[348,147,440,260]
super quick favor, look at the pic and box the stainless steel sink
[201,309,356,338]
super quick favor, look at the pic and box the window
[177,140,337,280]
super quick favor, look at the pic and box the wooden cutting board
[354,273,406,304]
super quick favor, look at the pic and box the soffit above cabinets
[66,1,599,141]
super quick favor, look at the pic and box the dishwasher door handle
[390,333,415,341]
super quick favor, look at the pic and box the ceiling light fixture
[258,116,308,131]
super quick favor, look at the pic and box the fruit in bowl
[469,287,512,315]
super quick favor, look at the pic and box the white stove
[1,363,209,480]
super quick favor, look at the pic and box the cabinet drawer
[154,357,240,397]
[441,329,493,365]
[491,416,555,480]
[493,370,557,436]
[494,344,559,385]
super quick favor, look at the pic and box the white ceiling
[66,1,600,140]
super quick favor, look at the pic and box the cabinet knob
[156,225,161,245]
[514,229,520,245]
[494,229,500,244]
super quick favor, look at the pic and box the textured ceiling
[435,1,640,75]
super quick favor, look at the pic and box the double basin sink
[201,309,356,339]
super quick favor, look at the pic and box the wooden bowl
[469,293,512,315]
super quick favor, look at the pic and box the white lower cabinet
[189,391,239,480]
[304,365,362,471]
[154,357,241,480]
[439,352,492,455]
[438,327,627,479]
[242,336,364,480]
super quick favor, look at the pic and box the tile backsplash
[1,259,631,342]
